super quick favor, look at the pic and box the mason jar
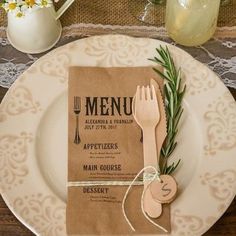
[165,0,221,46]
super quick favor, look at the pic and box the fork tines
[136,85,157,101]
[74,96,81,111]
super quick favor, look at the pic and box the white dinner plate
[0,35,236,236]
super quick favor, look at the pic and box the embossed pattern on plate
[0,35,236,236]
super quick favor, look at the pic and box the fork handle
[143,127,159,173]
[142,127,162,218]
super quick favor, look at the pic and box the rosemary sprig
[150,45,186,175]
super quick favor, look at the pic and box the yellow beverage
[165,0,221,46]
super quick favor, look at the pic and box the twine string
[121,165,168,233]
[67,166,168,233]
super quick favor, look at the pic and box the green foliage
[150,45,186,175]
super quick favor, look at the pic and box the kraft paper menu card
[67,67,170,235]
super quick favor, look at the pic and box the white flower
[35,0,52,8]
[3,0,17,12]
[0,0,52,17]
[16,0,25,5]
[24,0,39,10]
[20,4,29,11]
[15,6,25,17]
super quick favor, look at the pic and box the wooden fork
[133,85,162,218]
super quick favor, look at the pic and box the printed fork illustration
[74,96,81,144]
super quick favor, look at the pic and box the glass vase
[129,0,166,25]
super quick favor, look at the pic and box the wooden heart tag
[150,175,177,204]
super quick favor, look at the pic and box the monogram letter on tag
[150,175,177,204]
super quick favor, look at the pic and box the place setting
[0,1,236,236]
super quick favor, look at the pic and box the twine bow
[121,165,168,233]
